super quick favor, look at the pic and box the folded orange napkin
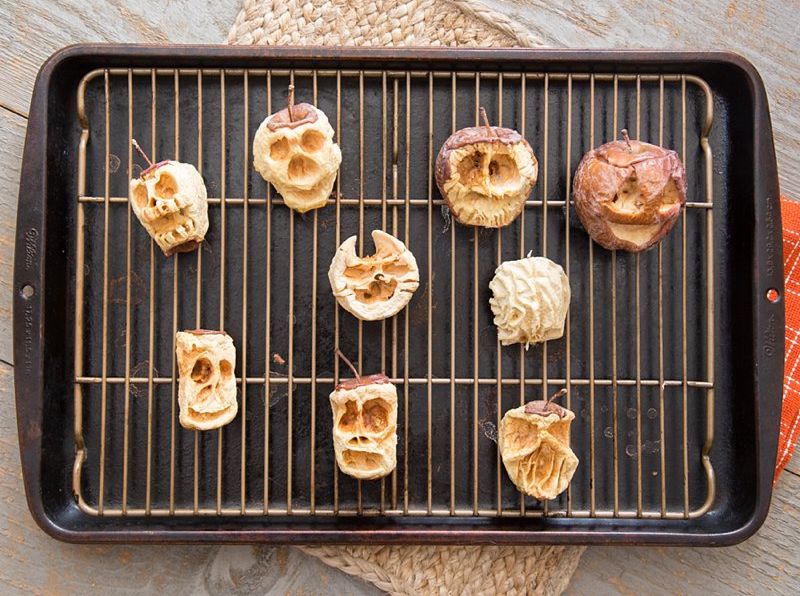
[776,196,800,480]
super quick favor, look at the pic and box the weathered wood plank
[568,470,800,595]
[0,361,213,594]
[0,109,25,365]
[0,0,240,115]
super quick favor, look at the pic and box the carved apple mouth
[601,176,683,246]
[341,449,384,472]
[353,277,398,303]
[186,406,234,423]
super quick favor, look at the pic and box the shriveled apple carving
[328,229,419,321]
[252,85,342,213]
[489,254,570,349]
[435,107,538,228]
[573,130,687,252]
[498,390,579,501]
[129,140,209,256]
[329,351,397,480]
[176,330,238,431]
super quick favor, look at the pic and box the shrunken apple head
[435,108,538,228]
[572,130,686,252]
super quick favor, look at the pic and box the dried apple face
[489,256,570,348]
[328,229,420,321]
[176,330,238,431]
[252,102,342,213]
[435,126,538,227]
[129,161,209,255]
[330,374,397,480]
[572,138,687,252]
[498,400,578,500]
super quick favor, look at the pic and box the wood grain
[0,0,798,594]
[568,470,800,595]
[0,109,24,365]
[0,0,240,115]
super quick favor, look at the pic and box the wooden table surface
[1,1,798,593]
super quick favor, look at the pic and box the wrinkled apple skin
[572,139,687,252]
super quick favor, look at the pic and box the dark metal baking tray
[13,45,782,544]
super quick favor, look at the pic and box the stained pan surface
[13,45,783,544]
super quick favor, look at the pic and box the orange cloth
[777,196,800,480]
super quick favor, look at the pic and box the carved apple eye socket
[288,155,319,180]
[382,260,411,277]
[487,154,519,185]
[362,398,390,433]
[219,359,233,379]
[338,400,359,432]
[155,172,177,199]
[191,357,214,383]
[660,179,680,205]
[457,151,485,185]
[301,129,326,152]
[270,137,291,159]
[132,184,149,210]
[344,263,377,279]
[612,178,642,211]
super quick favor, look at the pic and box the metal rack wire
[73,66,715,520]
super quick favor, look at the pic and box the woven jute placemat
[228,1,584,593]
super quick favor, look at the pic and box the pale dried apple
[129,141,208,256]
[176,330,238,431]
[328,229,419,321]
[252,86,341,213]
[572,130,687,252]
[498,393,578,500]
[435,108,538,228]
[329,354,397,480]
[489,255,570,349]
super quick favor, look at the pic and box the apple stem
[131,139,154,168]
[287,84,295,123]
[545,388,567,410]
[621,129,633,152]
[335,348,361,381]
[480,107,496,136]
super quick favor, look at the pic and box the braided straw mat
[229,1,584,594]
